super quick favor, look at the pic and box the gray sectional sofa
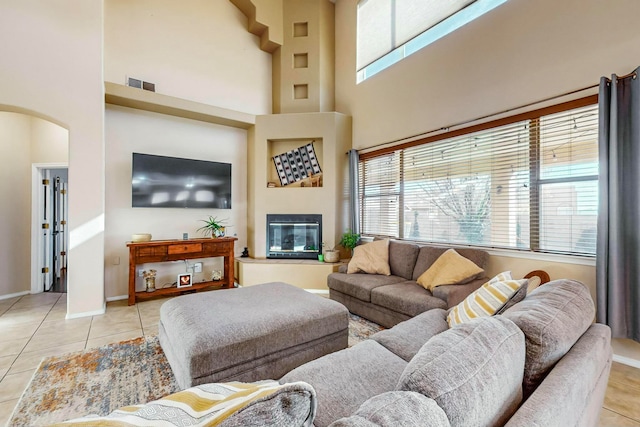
[282,278,613,427]
[59,278,611,427]
[328,240,489,327]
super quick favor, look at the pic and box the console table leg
[128,251,136,305]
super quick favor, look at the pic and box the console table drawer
[168,243,203,255]
[137,246,167,257]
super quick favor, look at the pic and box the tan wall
[104,105,248,299]
[253,0,284,46]
[335,0,640,148]
[103,0,273,299]
[0,114,32,297]
[276,0,334,113]
[104,0,272,115]
[0,0,105,316]
[249,112,351,258]
[487,253,596,302]
[237,259,342,290]
[31,117,69,164]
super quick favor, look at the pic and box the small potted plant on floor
[339,230,361,256]
[197,215,227,238]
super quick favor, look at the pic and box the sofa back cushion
[412,246,489,281]
[388,240,420,280]
[502,279,595,397]
[398,316,525,427]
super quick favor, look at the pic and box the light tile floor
[0,292,163,426]
[0,292,638,426]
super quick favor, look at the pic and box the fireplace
[267,214,322,259]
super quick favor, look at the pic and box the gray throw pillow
[502,278,595,397]
[495,278,528,315]
[397,316,525,427]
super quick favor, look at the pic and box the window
[357,0,508,83]
[359,100,599,256]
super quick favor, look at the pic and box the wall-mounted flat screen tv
[132,153,231,209]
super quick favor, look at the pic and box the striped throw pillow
[447,272,527,327]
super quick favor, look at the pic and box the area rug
[9,314,383,426]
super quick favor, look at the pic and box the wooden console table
[127,237,237,305]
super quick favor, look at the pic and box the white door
[40,171,52,291]
[37,168,69,292]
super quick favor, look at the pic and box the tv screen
[132,153,231,209]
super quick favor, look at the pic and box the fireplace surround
[267,214,322,259]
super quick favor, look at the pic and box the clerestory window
[357,0,509,83]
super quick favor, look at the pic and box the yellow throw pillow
[447,272,527,327]
[347,239,391,275]
[416,249,484,291]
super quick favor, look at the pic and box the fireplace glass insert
[267,214,322,259]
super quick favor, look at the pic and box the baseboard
[304,289,329,295]
[0,290,30,301]
[65,302,106,319]
[613,354,640,370]
[106,295,128,302]
[105,290,328,303]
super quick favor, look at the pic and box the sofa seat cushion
[502,278,596,397]
[398,316,525,427]
[327,273,406,302]
[280,340,407,427]
[328,391,451,427]
[371,309,449,361]
[370,282,447,317]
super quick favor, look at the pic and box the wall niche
[268,138,323,188]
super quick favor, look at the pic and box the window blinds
[535,105,599,254]
[357,0,475,70]
[359,152,401,238]
[358,103,599,255]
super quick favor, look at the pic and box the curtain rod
[356,83,599,154]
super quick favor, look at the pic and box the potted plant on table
[197,215,228,238]
[339,230,361,256]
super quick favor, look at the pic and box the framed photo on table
[177,273,192,288]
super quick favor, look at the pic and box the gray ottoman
[158,282,349,389]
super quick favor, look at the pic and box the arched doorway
[0,111,69,298]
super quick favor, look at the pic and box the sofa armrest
[504,324,612,427]
[431,277,486,308]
